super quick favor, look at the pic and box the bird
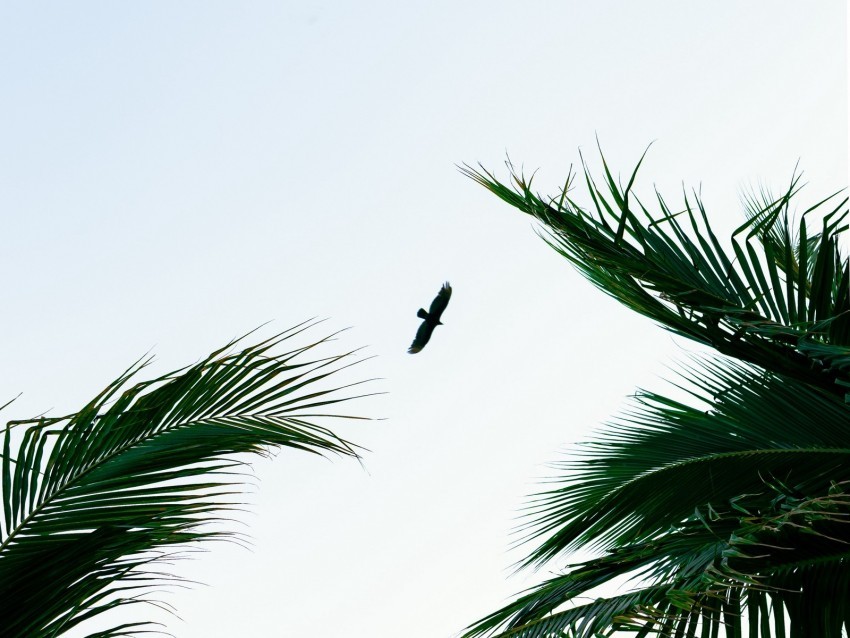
[408,282,452,354]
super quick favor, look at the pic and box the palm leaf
[461,151,850,638]
[460,158,849,393]
[0,321,375,638]
[520,359,850,565]
[461,362,850,637]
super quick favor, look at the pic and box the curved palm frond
[0,321,376,638]
[465,487,850,638]
[461,151,850,638]
[461,155,850,393]
[521,359,850,565]
[463,362,850,637]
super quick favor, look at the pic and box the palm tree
[0,321,375,637]
[460,151,850,637]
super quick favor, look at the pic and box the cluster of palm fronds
[0,322,373,638]
[460,152,850,638]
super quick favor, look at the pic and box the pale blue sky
[1,2,847,637]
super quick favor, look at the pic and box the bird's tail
[417,308,429,319]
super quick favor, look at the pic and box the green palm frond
[460,156,850,391]
[464,573,850,638]
[464,500,850,638]
[521,360,850,565]
[0,321,376,638]
[462,362,850,637]
[461,151,850,638]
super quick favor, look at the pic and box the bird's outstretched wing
[408,320,435,354]
[408,282,452,354]
[428,282,452,321]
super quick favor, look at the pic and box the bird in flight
[408,282,452,354]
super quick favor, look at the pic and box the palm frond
[460,158,850,393]
[461,151,850,638]
[516,358,850,570]
[463,487,850,638]
[0,321,375,638]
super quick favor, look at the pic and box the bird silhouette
[408,282,452,354]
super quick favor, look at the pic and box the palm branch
[0,321,375,638]
[460,152,850,637]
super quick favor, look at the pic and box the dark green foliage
[460,153,850,637]
[0,322,374,637]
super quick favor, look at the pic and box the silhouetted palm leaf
[461,152,850,637]
[0,321,375,638]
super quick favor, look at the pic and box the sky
[0,2,847,637]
